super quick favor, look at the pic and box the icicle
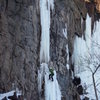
[38,64,44,97]
[91,21,100,67]
[50,0,54,10]
[62,24,68,39]
[92,21,100,55]
[63,28,67,39]
[85,14,92,55]
[66,45,69,70]
[72,36,87,74]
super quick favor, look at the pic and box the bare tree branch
[93,64,100,75]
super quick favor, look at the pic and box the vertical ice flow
[72,14,100,75]
[38,63,61,100]
[92,21,100,55]
[44,64,61,100]
[40,0,50,63]
[72,36,87,74]
[85,14,92,55]
[72,14,92,74]
[40,0,54,63]
[38,0,61,100]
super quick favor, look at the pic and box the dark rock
[18,95,23,100]
[83,96,89,100]
[77,85,83,95]
[74,32,82,37]
[1,97,7,100]
[72,77,81,86]
[71,64,74,72]
[85,1,96,17]
[0,0,40,99]
[8,92,18,100]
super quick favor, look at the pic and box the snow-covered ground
[0,90,21,100]
[72,14,100,99]
[78,70,100,100]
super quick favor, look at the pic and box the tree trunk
[92,74,98,100]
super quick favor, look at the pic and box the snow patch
[0,90,21,100]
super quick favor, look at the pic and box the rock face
[0,0,87,100]
[0,0,40,99]
[50,1,86,100]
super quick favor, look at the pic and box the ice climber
[49,68,54,81]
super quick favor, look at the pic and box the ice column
[40,0,54,63]
[38,0,61,100]
[72,14,92,74]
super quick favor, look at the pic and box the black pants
[49,74,53,81]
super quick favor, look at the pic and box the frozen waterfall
[72,14,92,74]
[40,0,54,63]
[38,63,61,100]
[72,14,100,99]
[72,14,100,74]
[38,0,61,100]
